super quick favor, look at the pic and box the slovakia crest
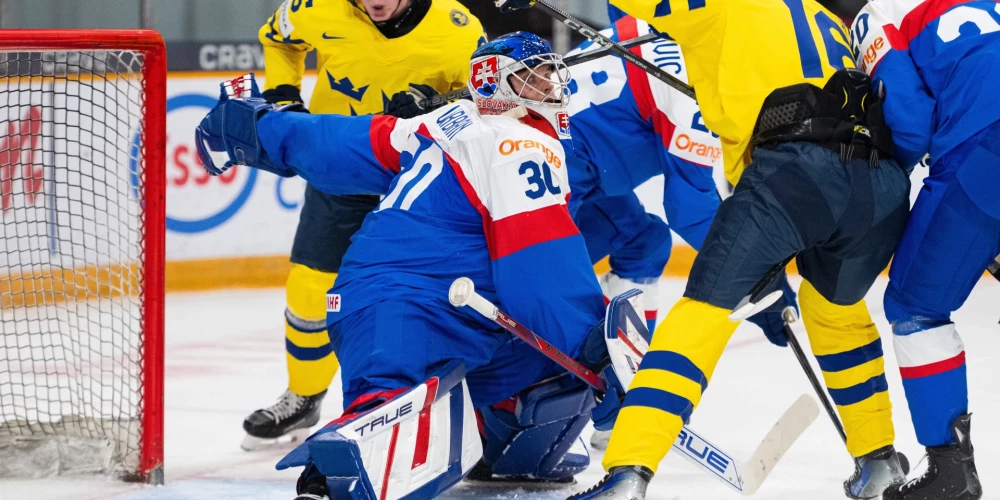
[471,56,499,97]
[557,112,570,137]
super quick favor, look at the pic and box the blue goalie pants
[329,299,572,409]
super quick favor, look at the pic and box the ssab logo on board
[148,93,258,233]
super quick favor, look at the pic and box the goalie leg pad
[480,373,596,480]
[277,360,482,500]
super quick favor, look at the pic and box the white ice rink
[2,276,998,500]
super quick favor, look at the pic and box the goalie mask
[468,32,572,137]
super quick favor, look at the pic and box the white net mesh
[0,49,150,479]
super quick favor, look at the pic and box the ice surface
[2,277,998,500]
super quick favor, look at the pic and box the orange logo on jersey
[499,138,563,168]
[860,36,885,74]
[674,134,722,164]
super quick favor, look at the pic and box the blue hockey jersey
[851,0,1000,167]
[562,16,721,215]
[256,101,606,358]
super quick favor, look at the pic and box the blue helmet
[467,31,571,118]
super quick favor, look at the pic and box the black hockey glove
[262,84,306,108]
[384,83,441,119]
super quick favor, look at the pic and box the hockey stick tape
[449,277,498,320]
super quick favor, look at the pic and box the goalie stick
[448,277,819,495]
[417,32,661,110]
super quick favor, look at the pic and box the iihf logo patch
[470,56,499,97]
[326,294,341,312]
[556,112,570,137]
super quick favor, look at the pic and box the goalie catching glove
[383,83,443,119]
[194,73,305,179]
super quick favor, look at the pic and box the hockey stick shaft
[532,0,697,99]
[782,311,848,443]
[448,277,606,391]
[419,33,660,110]
[564,32,660,65]
[989,254,1000,282]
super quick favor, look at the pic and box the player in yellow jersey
[496,0,912,497]
[241,0,484,451]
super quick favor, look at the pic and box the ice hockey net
[0,30,165,483]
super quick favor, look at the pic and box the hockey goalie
[195,32,644,500]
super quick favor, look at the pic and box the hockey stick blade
[729,289,783,321]
[419,33,661,110]
[672,394,819,496]
[739,394,821,495]
[989,254,999,282]
[449,277,818,495]
[729,255,796,321]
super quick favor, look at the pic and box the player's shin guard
[884,289,969,447]
[603,298,737,473]
[599,272,660,333]
[285,264,340,397]
[798,280,895,458]
[276,361,482,500]
[474,373,596,482]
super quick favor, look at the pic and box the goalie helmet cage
[0,30,165,483]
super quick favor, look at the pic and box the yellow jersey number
[779,0,854,77]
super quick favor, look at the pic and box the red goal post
[0,30,165,483]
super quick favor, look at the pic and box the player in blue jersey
[560,15,797,341]
[562,16,722,334]
[556,15,799,450]
[195,34,648,500]
[851,0,1000,498]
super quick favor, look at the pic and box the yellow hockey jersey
[611,0,854,185]
[259,0,485,116]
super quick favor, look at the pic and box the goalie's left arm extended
[195,75,415,196]
[255,111,404,195]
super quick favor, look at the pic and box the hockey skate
[241,389,326,451]
[883,414,982,500]
[844,445,906,499]
[292,464,330,500]
[568,465,653,500]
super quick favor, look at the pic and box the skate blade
[240,427,311,452]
